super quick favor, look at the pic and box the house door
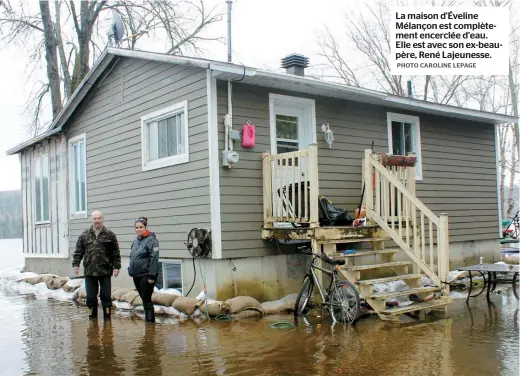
[270,98,315,224]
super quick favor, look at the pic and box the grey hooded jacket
[128,232,160,279]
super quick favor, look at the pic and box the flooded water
[0,239,519,376]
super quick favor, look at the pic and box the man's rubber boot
[88,305,98,319]
[103,306,111,319]
[144,302,155,323]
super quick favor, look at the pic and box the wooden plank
[343,261,412,272]
[381,298,452,315]
[50,140,59,254]
[357,274,423,285]
[368,286,440,299]
[331,248,400,258]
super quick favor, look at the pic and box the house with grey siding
[6,47,514,308]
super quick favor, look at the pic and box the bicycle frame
[308,254,338,303]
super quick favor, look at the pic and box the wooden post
[364,149,374,221]
[308,144,320,228]
[439,213,450,296]
[263,154,273,228]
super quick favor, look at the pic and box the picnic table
[457,263,519,302]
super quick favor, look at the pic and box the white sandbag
[195,290,207,300]
[163,306,188,319]
[159,288,183,296]
[113,301,133,311]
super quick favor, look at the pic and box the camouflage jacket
[72,226,121,277]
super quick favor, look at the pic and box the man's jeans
[85,276,112,308]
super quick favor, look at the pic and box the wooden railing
[364,149,450,296]
[263,144,320,228]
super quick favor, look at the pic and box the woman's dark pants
[133,276,156,322]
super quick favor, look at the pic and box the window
[141,101,189,171]
[156,260,183,293]
[275,114,299,153]
[387,113,423,180]
[69,134,87,218]
[34,155,49,223]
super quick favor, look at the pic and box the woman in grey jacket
[128,217,159,323]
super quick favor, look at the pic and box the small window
[69,134,87,218]
[141,101,189,171]
[387,113,423,180]
[156,259,183,294]
[34,154,49,223]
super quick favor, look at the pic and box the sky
[0,0,517,191]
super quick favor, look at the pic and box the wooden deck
[261,224,389,244]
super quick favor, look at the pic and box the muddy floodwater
[0,287,518,376]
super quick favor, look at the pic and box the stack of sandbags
[48,277,69,290]
[221,296,264,319]
[261,293,298,315]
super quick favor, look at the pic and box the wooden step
[316,237,388,245]
[367,286,440,300]
[357,274,423,286]
[380,298,452,316]
[343,261,412,272]
[332,248,400,258]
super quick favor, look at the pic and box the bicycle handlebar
[296,246,345,266]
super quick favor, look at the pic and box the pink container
[242,122,256,148]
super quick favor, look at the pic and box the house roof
[6,47,517,155]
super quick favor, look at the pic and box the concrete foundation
[24,238,501,302]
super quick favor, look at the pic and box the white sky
[0,0,516,191]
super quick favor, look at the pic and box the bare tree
[318,0,470,103]
[0,0,223,136]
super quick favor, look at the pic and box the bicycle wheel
[327,280,360,325]
[294,274,314,316]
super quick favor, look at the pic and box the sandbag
[76,286,87,299]
[48,277,68,290]
[503,253,520,265]
[24,276,43,285]
[199,302,225,317]
[62,282,81,293]
[133,296,143,306]
[120,291,140,305]
[230,310,263,319]
[261,293,298,314]
[173,297,201,316]
[152,292,179,307]
[41,274,59,285]
[221,296,263,315]
[111,288,132,301]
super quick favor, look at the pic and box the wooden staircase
[322,240,451,322]
[262,146,453,323]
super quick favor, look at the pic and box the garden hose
[269,321,296,329]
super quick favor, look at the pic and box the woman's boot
[144,302,155,323]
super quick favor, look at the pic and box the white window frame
[159,259,183,293]
[68,134,88,219]
[386,112,423,181]
[141,101,190,171]
[33,154,50,225]
[269,94,317,154]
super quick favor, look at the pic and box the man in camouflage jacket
[73,210,121,319]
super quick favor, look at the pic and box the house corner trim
[206,70,223,259]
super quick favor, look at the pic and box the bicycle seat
[332,259,346,266]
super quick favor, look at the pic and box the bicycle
[294,245,360,325]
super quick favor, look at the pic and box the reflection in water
[133,325,162,376]
[0,288,518,376]
[84,320,125,376]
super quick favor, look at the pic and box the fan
[185,228,211,258]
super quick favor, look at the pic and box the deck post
[308,144,320,228]
[439,213,450,296]
[364,149,374,221]
[263,153,273,228]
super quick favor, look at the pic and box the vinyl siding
[65,57,210,258]
[217,82,499,257]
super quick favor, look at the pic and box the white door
[271,103,314,225]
